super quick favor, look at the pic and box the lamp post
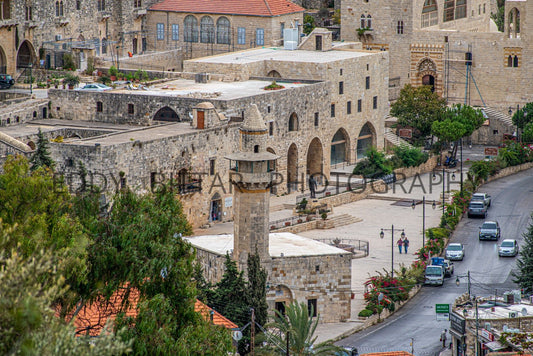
[433,168,446,216]
[380,225,405,279]
[456,271,478,356]
[411,197,437,247]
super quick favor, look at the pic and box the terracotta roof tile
[61,287,237,336]
[149,0,305,17]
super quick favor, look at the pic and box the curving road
[337,168,533,355]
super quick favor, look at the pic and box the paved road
[336,168,533,355]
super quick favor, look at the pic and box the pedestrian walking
[440,329,447,348]
[397,238,403,254]
[403,237,409,254]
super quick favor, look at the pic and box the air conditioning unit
[509,311,518,318]
[55,34,62,41]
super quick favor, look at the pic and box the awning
[484,341,505,351]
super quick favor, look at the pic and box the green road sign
[436,304,450,314]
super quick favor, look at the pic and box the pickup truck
[471,193,491,208]
[430,257,454,277]
[424,265,444,286]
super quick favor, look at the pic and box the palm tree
[268,302,342,356]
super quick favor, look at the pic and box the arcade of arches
[16,40,36,70]
[306,138,323,182]
[330,128,350,166]
[153,106,180,122]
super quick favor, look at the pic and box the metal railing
[316,238,369,256]
[295,182,365,204]
[269,214,318,230]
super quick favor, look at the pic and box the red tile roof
[149,0,305,17]
[63,287,237,336]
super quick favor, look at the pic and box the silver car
[445,243,465,261]
[479,221,501,241]
[498,239,519,257]
[75,83,112,91]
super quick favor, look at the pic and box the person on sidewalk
[397,238,403,253]
[403,236,410,254]
[440,329,447,348]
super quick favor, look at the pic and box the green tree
[247,253,268,328]
[269,302,341,356]
[303,14,315,35]
[29,128,55,171]
[522,121,533,143]
[512,102,533,130]
[352,146,392,178]
[512,216,533,295]
[390,84,447,142]
[491,0,505,32]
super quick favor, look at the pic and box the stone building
[0,0,160,76]
[1,30,388,229]
[340,0,533,110]
[146,0,305,60]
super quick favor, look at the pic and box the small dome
[242,104,266,132]
[195,102,215,109]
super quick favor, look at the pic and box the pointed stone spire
[242,104,267,132]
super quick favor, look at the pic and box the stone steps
[482,107,514,128]
[384,127,413,148]
[269,203,294,212]
[327,213,362,227]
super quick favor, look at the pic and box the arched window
[513,55,519,67]
[184,15,199,42]
[397,20,404,34]
[360,15,366,29]
[288,113,299,132]
[507,55,513,67]
[366,15,372,29]
[200,16,214,43]
[422,0,438,27]
[217,17,230,44]
[55,1,64,16]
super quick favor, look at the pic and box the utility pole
[410,337,414,354]
[475,297,479,356]
[286,331,290,356]
[251,308,255,356]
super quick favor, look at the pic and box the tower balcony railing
[229,170,275,186]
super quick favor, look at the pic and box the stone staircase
[326,213,362,228]
[269,203,294,212]
[384,127,413,148]
[482,107,514,128]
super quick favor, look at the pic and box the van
[424,265,444,286]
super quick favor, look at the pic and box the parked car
[424,265,444,286]
[498,239,519,257]
[75,83,112,91]
[430,257,454,277]
[336,346,358,356]
[445,243,465,261]
[471,193,491,208]
[479,221,501,241]
[0,74,15,89]
[468,201,487,218]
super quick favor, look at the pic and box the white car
[76,83,112,91]
[498,239,519,257]
[445,243,465,261]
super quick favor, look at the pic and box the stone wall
[487,161,533,183]
[471,119,514,146]
[0,100,48,128]
[393,154,438,179]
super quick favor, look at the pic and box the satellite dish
[522,308,528,316]
[232,330,243,341]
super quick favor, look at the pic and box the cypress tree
[30,129,55,171]
[512,216,533,295]
[247,253,268,328]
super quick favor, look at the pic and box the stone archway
[306,137,323,182]
[330,128,350,166]
[210,192,222,222]
[356,122,376,160]
[287,143,298,193]
[417,58,437,92]
[0,46,7,73]
[153,106,180,122]
[267,70,281,78]
[270,284,294,316]
[17,40,36,70]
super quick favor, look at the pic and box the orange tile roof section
[65,287,237,336]
[149,0,305,17]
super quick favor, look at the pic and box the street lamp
[455,270,471,296]
[411,197,436,247]
[379,225,405,279]
[433,168,447,215]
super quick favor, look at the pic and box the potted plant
[297,218,303,224]
[285,221,291,227]
[109,65,118,81]
[63,73,80,89]
[264,80,285,91]
[321,212,328,220]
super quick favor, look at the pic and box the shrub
[134,69,149,81]
[98,76,111,85]
[392,145,429,168]
[109,65,118,77]
[358,309,373,318]
[321,212,328,220]
[62,73,80,87]
[353,147,393,179]
[85,57,95,75]
[62,53,76,71]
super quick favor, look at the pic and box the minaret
[225,104,278,267]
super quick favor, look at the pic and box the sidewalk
[194,171,451,343]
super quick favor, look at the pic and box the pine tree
[247,253,268,328]
[512,217,533,295]
[30,128,55,171]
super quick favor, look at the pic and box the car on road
[468,201,487,218]
[424,265,444,286]
[445,243,465,261]
[471,193,491,208]
[479,221,501,241]
[0,74,15,89]
[430,257,454,277]
[498,239,519,257]
[75,83,112,91]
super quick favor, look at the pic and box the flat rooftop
[458,302,533,320]
[188,46,375,65]
[185,232,349,258]
[111,79,312,100]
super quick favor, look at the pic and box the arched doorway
[288,112,298,132]
[16,40,36,70]
[132,38,138,55]
[153,106,180,122]
[0,46,7,73]
[330,128,350,166]
[287,143,298,193]
[356,123,375,159]
[306,137,323,183]
[422,74,435,92]
[270,285,294,316]
[267,70,281,78]
[210,192,222,222]
[418,58,437,92]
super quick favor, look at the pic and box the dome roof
[242,104,266,132]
